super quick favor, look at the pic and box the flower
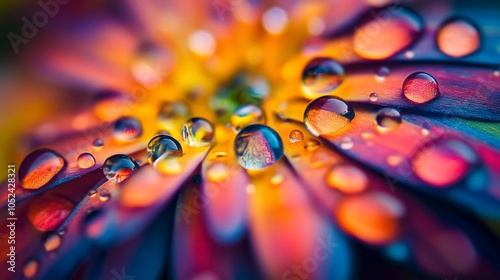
[1,0,500,279]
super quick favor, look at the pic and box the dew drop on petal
[229,104,266,132]
[304,96,354,137]
[234,124,284,170]
[147,135,183,164]
[92,138,104,149]
[99,190,111,202]
[289,130,304,143]
[340,136,354,150]
[437,18,480,58]
[28,196,74,231]
[19,149,65,190]
[113,116,143,141]
[103,154,140,183]
[412,138,476,187]
[77,153,96,169]
[87,189,97,198]
[188,30,216,56]
[262,6,288,35]
[44,233,62,252]
[402,72,439,104]
[353,7,422,59]
[387,154,404,166]
[305,138,321,151]
[154,155,183,175]
[369,92,379,102]
[271,173,284,185]
[375,66,390,81]
[182,117,215,147]
[23,259,38,279]
[326,165,368,194]
[301,58,344,97]
[376,108,402,129]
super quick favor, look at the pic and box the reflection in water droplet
[234,124,284,170]
[354,7,422,59]
[305,138,321,151]
[103,154,139,183]
[229,104,266,132]
[157,101,190,128]
[302,58,344,97]
[412,138,476,187]
[44,233,62,251]
[19,149,65,189]
[375,66,390,81]
[113,117,143,141]
[369,92,379,102]
[376,108,402,129]
[23,259,38,279]
[92,138,104,149]
[154,155,183,175]
[147,135,183,164]
[402,72,439,104]
[206,162,230,183]
[304,96,355,137]
[340,136,354,150]
[437,18,480,58]
[182,117,215,147]
[77,153,96,169]
[327,165,368,193]
[289,130,304,143]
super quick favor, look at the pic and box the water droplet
[87,189,97,198]
[19,149,65,189]
[154,155,182,175]
[376,108,402,129]
[234,124,284,170]
[147,135,183,164]
[113,117,143,141]
[375,66,390,81]
[387,155,403,166]
[28,195,74,231]
[103,154,140,183]
[412,138,476,187]
[369,92,379,102]
[340,136,354,150]
[353,7,422,59]
[206,162,230,183]
[402,72,439,104]
[188,30,216,56]
[99,190,111,202]
[77,153,96,169]
[262,6,288,35]
[494,68,500,77]
[92,138,104,149]
[271,173,284,185]
[131,44,173,88]
[301,58,344,97]
[305,138,321,151]
[182,117,215,147]
[289,130,304,143]
[23,259,38,279]
[437,18,480,58]
[229,104,266,132]
[326,165,368,193]
[404,50,415,59]
[304,96,355,137]
[44,233,61,251]
[157,101,190,128]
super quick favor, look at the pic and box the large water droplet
[229,104,266,132]
[182,117,215,147]
[23,259,38,279]
[376,108,402,129]
[234,124,284,170]
[301,58,344,97]
[326,165,368,193]
[437,18,480,58]
[113,116,143,141]
[304,96,355,137]
[19,149,65,189]
[289,130,304,143]
[28,195,74,231]
[44,233,62,251]
[147,135,183,164]
[103,154,140,183]
[412,138,476,187]
[157,101,190,128]
[77,153,96,169]
[353,7,422,59]
[402,72,439,104]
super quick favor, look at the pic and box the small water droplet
[405,51,415,59]
[103,154,140,183]
[188,30,216,56]
[302,58,344,97]
[77,153,96,169]
[234,124,284,170]
[262,6,288,35]
[369,92,379,102]
[437,18,480,58]
[387,155,403,166]
[182,117,215,147]
[361,129,374,139]
[402,72,439,104]
[113,116,143,141]
[44,233,62,251]
[375,66,390,81]
[23,259,38,279]
[326,165,368,193]
[157,101,190,127]
[246,184,256,194]
[87,189,97,198]
[99,190,111,202]
[19,149,65,189]
[494,68,500,77]
[206,162,230,183]
[353,7,422,59]
[92,138,104,149]
[147,135,183,164]
[154,155,183,175]
[289,130,304,143]
[229,104,266,132]
[304,96,355,137]
[271,173,284,185]
[340,136,354,150]
[376,108,402,129]
[305,138,321,151]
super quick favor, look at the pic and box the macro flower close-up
[1,0,500,279]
